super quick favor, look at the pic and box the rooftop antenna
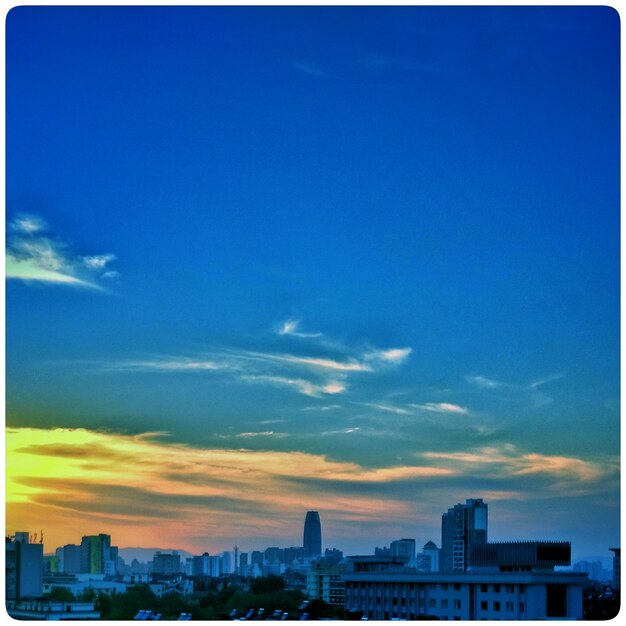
[40,530,44,544]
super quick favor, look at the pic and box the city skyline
[6,6,619,561]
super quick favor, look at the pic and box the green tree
[47,587,76,602]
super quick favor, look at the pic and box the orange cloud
[6,427,449,552]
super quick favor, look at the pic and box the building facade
[307,562,348,606]
[6,534,44,600]
[80,534,115,575]
[441,498,488,572]
[343,570,587,620]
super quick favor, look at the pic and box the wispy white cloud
[529,373,565,389]
[240,374,346,398]
[277,319,323,339]
[365,347,412,365]
[300,405,341,412]
[466,372,564,409]
[413,402,468,415]
[10,214,47,233]
[82,254,116,270]
[466,375,504,389]
[6,213,118,290]
[235,431,289,439]
[321,427,361,436]
[109,323,411,399]
[361,402,412,415]
[115,358,224,372]
[291,59,325,76]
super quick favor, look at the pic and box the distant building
[283,546,307,567]
[573,560,606,581]
[191,553,210,576]
[6,533,44,600]
[238,552,248,576]
[324,548,344,563]
[390,539,416,568]
[80,534,116,575]
[441,498,488,572]
[264,546,282,565]
[610,548,620,588]
[152,552,181,576]
[57,544,81,574]
[250,551,264,566]
[303,511,322,558]
[416,541,440,572]
[220,551,232,574]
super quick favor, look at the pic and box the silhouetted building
[610,548,620,588]
[6,533,44,600]
[469,541,571,571]
[303,511,322,558]
[417,541,440,572]
[152,552,181,576]
[391,539,416,567]
[80,534,115,575]
[441,498,488,572]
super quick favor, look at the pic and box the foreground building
[343,542,587,620]
[6,533,44,600]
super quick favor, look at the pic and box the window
[493,584,500,593]
[430,583,437,590]
[430,599,436,608]
[454,583,461,591]
[480,601,488,611]
[442,599,448,609]
[506,585,514,594]
[493,601,500,612]
[506,602,514,612]
[519,585,525,593]
[442,583,448,591]
[480,584,488,593]
[519,603,525,613]
[454,600,461,610]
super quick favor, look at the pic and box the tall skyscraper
[440,498,488,572]
[303,511,322,557]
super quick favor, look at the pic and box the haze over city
[6,6,619,562]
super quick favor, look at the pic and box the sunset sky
[6,6,619,559]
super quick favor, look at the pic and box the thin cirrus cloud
[290,59,325,76]
[6,213,118,290]
[111,323,412,398]
[413,402,469,415]
[277,319,323,339]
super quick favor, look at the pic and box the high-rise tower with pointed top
[303,511,322,557]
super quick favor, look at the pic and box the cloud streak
[110,323,412,398]
[6,213,118,289]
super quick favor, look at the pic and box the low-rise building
[344,544,587,620]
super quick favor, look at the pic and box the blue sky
[6,6,620,558]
